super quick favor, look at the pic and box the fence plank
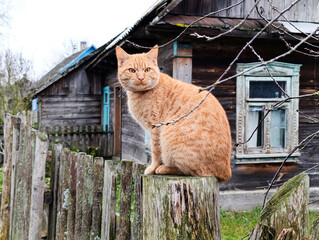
[91,157,104,239]
[43,124,112,158]
[11,117,34,240]
[81,154,94,239]
[119,160,133,240]
[132,162,147,240]
[101,161,117,240]
[66,151,79,240]
[9,116,24,240]
[75,152,86,239]
[56,148,71,240]
[48,144,62,240]
[0,115,14,240]
[28,131,49,240]
[142,175,221,240]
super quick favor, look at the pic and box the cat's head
[116,45,160,92]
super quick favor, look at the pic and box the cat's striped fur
[116,46,232,181]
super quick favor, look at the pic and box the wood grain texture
[101,161,117,240]
[91,157,104,239]
[249,173,309,240]
[132,162,147,240]
[142,175,221,240]
[48,144,62,240]
[119,160,133,240]
[28,131,49,240]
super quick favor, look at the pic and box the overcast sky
[2,0,158,78]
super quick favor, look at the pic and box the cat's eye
[128,68,136,73]
[144,67,151,73]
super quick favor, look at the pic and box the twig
[189,0,262,42]
[254,0,319,51]
[248,44,289,97]
[266,0,319,41]
[236,91,319,146]
[279,36,319,58]
[0,139,3,155]
[125,0,245,49]
[298,110,319,123]
[153,0,303,128]
[262,129,319,209]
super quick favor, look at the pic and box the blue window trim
[103,86,110,132]
[32,98,38,111]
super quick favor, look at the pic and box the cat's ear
[116,46,130,67]
[147,45,158,65]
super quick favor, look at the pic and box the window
[236,62,301,163]
[103,86,110,131]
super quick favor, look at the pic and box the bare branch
[126,0,245,49]
[0,139,3,155]
[248,44,289,97]
[262,129,319,209]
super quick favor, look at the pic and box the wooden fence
[1,113,319,240]
[41,124,113,158]
[0,125,3,163]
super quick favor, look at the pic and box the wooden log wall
[105,72,149,162]
[102,35,319,193]
[42,124,113,158]
[170,0,319,23]
[189,37,319,191]
[38,68,102,127]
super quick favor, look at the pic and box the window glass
[247,106,264,148]
[270,108,287,148]
[249,81,286,98]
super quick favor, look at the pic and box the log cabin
[31,0,319,209]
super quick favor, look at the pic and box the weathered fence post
[119,160,133,240]
[101,161,117,240]
[28,131,49,240]
[48,144,62,240]
[142,175,221,240]
[91,157,104,239]
[249,173,309,240]
[0,114,15,240]
[132,162,147,240]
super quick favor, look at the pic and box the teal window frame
[103,86,110,132]
[236,61,301,164]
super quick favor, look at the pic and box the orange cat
[116,45,232,181]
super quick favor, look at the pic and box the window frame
[236,61,301,164]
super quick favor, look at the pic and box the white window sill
[235,152,300,165]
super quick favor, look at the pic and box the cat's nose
[138,75,144,81]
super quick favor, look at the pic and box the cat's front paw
[144,165,159,175]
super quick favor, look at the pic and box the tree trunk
[142,175,221,240]
[249,173,309,240]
